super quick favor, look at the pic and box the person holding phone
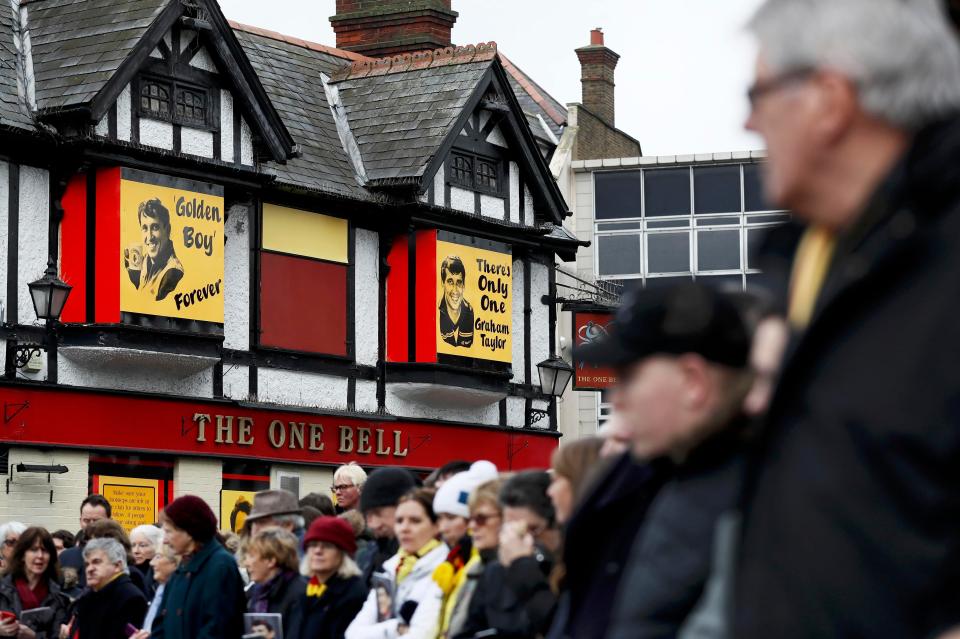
[0,527,69,639]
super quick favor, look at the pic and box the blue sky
[219,0,765,156]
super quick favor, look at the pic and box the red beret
[163,495,218,543]
[303,516,357,557]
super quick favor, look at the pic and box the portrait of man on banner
[438,255,474,348]
[124,198,185,302]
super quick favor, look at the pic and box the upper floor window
[449,151,503,196]
[138,75,212,129]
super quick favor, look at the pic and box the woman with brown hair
[346,488,448,639]
[547,438,606,525]
[0,527,70,639]
[243,527,307,638]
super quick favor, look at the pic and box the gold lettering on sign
[238,417,254,446]
[357,428,372,454]
[268,420,286,448]
[394,431,409,457]
[289,422,305,450]
[193,413,211,442]
[338,426,354,454]
[308,424,324,451]
[375,429,391,456]
[215,415,234,444]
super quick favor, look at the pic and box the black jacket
[59,545,148,597]
[548,453,668,639]
[246,571,307,638]
[70,574,147,639]
[0,575,70,639]
[734,117,960,638]
[606,433,746,639]
[287,574,368,639]
[455,551,556,639]
[357,536,398,588]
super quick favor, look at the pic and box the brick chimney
[330,0,459,58]
[575,28,620,127]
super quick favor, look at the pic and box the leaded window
[448,151,503,196]
[476,158,499,192]
[137,76,212,129]
[140,81,171,119]
[175,87,207,126]
[451,154,474,188]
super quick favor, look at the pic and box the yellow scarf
[436,549,480,637]
[788,225,836,329]
[306,576,327,599]
[396,539,442,584]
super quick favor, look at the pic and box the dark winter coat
[246,570,307,637]
[132,560,156,599]
[547,453,669,639]
[734,116,960,638]
[357,536,398,587]
[454,551,556,639]
[58,544,148,597]
[150,540,245,639]
[606,432,746,639]
[0,575,70,639]
[70,573,147,639]
[287,574,368,639]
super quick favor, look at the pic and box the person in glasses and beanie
[134,495,245,639]
[243,528,305,638]
[356,468,418,586]
[287,517,368,639]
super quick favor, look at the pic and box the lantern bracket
[12,344,44,369]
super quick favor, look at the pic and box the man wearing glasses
[735,1,960,638]
[331,462,367,514]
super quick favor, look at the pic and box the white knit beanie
[433,460,499,518]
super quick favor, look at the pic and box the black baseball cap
[575,282,751,369]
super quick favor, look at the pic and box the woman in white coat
[347,488,448,639]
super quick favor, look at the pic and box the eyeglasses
[469,512,501,527]
[746,68,816,108]
[330,484,354,492]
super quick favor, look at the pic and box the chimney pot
[590,28,604,46]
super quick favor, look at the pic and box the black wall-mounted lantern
[536,355,575,398]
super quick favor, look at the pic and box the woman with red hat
[287,516,367,639]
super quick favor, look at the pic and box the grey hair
[83,537,128,570]
[273,514,305,530]
[0,522,26,540]
[748,0,960,129]
[334,462,368,489]
[130,524,164,550]
[299,545,362,579]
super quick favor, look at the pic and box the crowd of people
[2,0,960,636]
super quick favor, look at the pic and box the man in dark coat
[68,537,147,639]
[356,468,416,586]
[734,2,960,637]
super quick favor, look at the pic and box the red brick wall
[331,0,458,57]
[575,46,620,128]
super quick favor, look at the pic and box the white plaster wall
[140,118,173,150]
[117,83,131,142]
[240,117,253,166]
[224,203,250,350]
[354,229,378,366]
[450,186,473,214]
[174,458,222,523]
[180,29,196,53]
[509,162,520,224]
[221,90,235,161]
[271,464,334,500]
[433,165,444,204]
[0,448,89,532]
[95,114,108,137]
[181,127,214,158]
[18,165,48,326]
[355,379,378,413]
[385,388,500,426]
[0,161,8,322]
[58,357,215,398]
[0,339,5,372]
[524,185,534,226]
[222,364,250,401]
[529,262,551,375]
[507,396,526,428]
[487,124,507,148]
[257,368,349,412]
[511,259,525,384]
[574,172,595,280]
[480,194,505,220]
[189,47,217,73]
[149,47,163,59]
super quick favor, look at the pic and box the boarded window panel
[260,252,348,355]
[596,171,642,220]
[262,203,348,263]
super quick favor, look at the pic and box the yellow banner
[221,489,255,533]
[99,476,160,532]
[119,170,225,322]
[436,239,512,363]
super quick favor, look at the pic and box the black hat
[575,282,750,369]
[359,468,418,513]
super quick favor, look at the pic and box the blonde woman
[244,528,307,638]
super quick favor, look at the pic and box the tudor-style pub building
[0,0,579,531]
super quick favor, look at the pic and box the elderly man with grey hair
[731,1,960,638]
[64,538,147,638]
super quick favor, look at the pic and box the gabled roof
[500,55,566,138]
[0,3,32,130]
[27,0,167,111]
[328,44,498,186]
